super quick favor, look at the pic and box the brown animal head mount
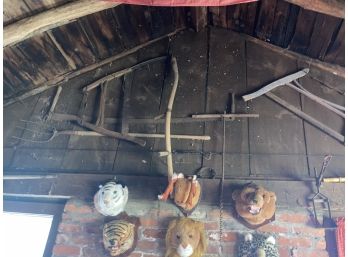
[158,173,201,216]
[232,183,277,228]
[165,217,207,257]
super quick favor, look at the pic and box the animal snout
[181,243,188,249]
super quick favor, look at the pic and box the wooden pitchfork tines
[12,120,102,143]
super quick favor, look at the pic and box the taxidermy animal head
[103,220,135,256]
[237,233,279,257]
[159,173,201,216]
[165,217,207,257]
[232,183,276,226]
[94,181,128,216]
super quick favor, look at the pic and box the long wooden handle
[83,56,167,92]
[323,177,345,183]
[129,133,210,140]
[266,92,344,144]
[165,57,179,179]
[44,86,63,121]
[78,119,146,146]
[56,130,210,140]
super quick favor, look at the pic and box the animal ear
[195,220,205,231]
[168,219,178,232]
[272,192,277,202]
[244,233,253,241]
[166,219,178,243]
[266,236,276,245]
[263,192,271,203]
[232,190,240,200]
[197,222,207,253]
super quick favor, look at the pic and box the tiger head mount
[94,180,129,216]
[103,219,135,256]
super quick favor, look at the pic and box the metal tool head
[12,122,57,143]
[309,155,334,228]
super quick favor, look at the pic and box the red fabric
[104,0,258,6]
[336,217,345,257]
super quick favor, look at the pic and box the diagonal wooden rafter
[285,0,344,19]
[4,0,121,48]
[4,29,182,107]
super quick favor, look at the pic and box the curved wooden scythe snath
[165,57,179,180]
[160,58,201,216]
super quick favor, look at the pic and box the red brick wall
[52,198,330,257]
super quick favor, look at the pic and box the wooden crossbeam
[4,0,120,47]
[2,172,345,211]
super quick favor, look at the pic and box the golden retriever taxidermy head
[165,217,207,257]
[232,183,277,226]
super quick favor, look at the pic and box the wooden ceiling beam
[285,0,344,18]
[3,173,345,211]
[4,0,121,47]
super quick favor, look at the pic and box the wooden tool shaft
[165,57,179,179]
[44,86,63,121]
[57,131,210,140]
[78,119,146,146]
[266,92,344,143]
[83,56,167,92]
[192,114,259,119]
[323,177,345,183]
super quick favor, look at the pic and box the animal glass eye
[189,234,193,238]
[176,235,181,239]
[102,191,105,195]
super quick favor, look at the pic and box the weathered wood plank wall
[208,1,344,67]
[4,28,344,180]
[203,28,249,178]
[3,5,185,99]
[3,0,70,25]
[3,1,344,101]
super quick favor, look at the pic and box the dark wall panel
[3,28,344,181]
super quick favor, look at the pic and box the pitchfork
[12,120,103,143]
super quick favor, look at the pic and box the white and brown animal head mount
[158,173,201,216]
[238,233,279,257]
[94,180,129,216]
[165,217,207,257]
